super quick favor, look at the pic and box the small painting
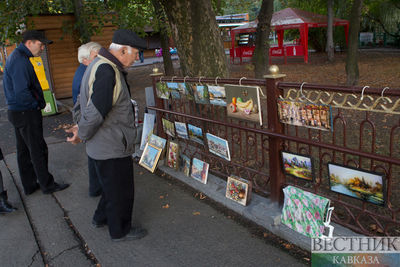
[277,100,333,131]
[183,83,195,100]
[181,154,191,176]
[206,133,230,161]
[167,82,181,99]
[328,163,385,206]
[174,121,189,139]
[225,175,252,206]
[139,143,162,173]
[187,124,204,145]
[140,113,156,150]
[193,85,210,104]
[191,158,209,184]
[162,118,176,138]
[225,84,263,125]
[176,83,188,98]
[166,141,179,170]
[148,134,167,150]
[281,151,314,181]
[208,85,227,106]
[156,82,170,99]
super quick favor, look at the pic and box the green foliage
[221,0,261,20]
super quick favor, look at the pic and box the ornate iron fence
[149,72,400,236]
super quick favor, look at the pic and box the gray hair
[109,43,133,54]
[78,42,101,63]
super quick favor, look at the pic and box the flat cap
[22,30,53,44]
[112,29,146,50]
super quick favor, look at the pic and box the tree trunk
[253,0,274,79]
[159,0,228,77]
[326,0,334,62]
[152,0,174,76]
[346,0,363,85]
[73,0,90,43]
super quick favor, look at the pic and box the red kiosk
[230,8,349,64]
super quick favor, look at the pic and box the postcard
[207,85,226,106]
[328,163,385,206]
[206,133,230,161]
[139,143,162,173]
[193,85,210,104]
[140,113,156,150]
[187,124,204,145]
[174,121,189,139]
[156,82,170,99]
[191,158,209,184]
[277,100,333,131]
[281,151,314,181]
[225,84,262,125]
[162,118,176,138]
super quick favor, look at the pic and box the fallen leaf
[139,172,143,175]
[162,204,169,209]
[192,212,200,216]
[199,193,206,200]
[263,232,268,238]
[284,243,292,249]
[159,195,164,199]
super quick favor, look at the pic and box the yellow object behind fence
[29,57,50,90]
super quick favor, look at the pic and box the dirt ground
[127,50,400,119]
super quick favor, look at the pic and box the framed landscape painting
[206,133,230,161]
[207,85,226,106]
[193,85,210,104]
[166,141,179,170]
[156,82,170,99]
[187,124,204,145]
[174,121,189,139]
[139,143,162,173]
[148,134,167,150]
[328,163,385,206]
[225,84,262,125]
[162,118,176,138]
[191,158,209,184]
[281,151,314,181]
[225,175,252,206]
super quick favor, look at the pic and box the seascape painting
[207,85,226,106]
[174,121,189,139]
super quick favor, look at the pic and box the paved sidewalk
[0,141,307,266]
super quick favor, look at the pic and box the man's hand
[65,124,81,144]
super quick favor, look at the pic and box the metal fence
[149,72,400,236]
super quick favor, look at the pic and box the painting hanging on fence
[166,82,181,99]
[193,85,210,104]
[181,154,191,176]
[162,118,176,138]
[206,133,231,161]
[207,85,227,106]
[139,143,162,173]
[281,151,314,181]
[148,134,167,150]
[156,82,170,99]
[225,175,252,206]
[191,158,209,184]
[328,163,385,206]
[140,113,156,150]
[183,83,195,100]
[187,124,204,145]
[166,141,179,170]
[277,100,333,131]
[225,84,263,125]
[174,121,189,139]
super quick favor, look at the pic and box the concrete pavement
[0,140,308,266]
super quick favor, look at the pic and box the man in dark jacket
[2,30,69,195]
[66,29,147,242]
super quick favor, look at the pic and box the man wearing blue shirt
[3,30,69,195]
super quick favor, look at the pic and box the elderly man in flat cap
[3,30,70,196]
[66,29,147,241]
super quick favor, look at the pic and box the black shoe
[43,182,70,194]
[89,191,102,198]
[25,183,40,195]
[111,227,148,242]
[92,219,107,228]
[0,191,17,214]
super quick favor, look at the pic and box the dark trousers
[91,156,134,239]
[0,148,4,192]
[88,156,102,196]
[8,109,55,193]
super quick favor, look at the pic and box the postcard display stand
[281,186,334,239]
